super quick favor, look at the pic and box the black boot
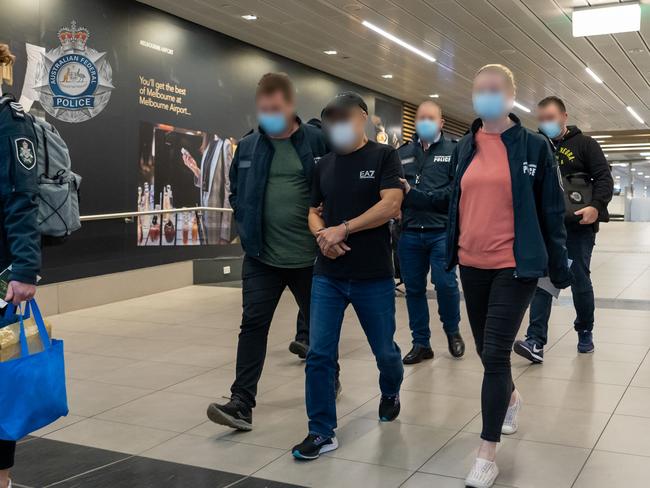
[447,333,465,359]
[402,344,434,365]
[289,340,309,359]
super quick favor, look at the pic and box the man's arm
[317,188,402,252]
[580,137,613,222]
[228,144,240,216]
[3,133,41,304]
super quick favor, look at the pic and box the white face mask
[328,121,358,153]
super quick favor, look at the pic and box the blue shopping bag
[0,299,68,440]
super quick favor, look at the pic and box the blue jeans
[398,230,461,346]
[306,275,404,438]
[527,224,596,346]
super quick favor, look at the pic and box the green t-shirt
[259,138,316,268]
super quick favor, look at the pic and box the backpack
[28,114,82,243]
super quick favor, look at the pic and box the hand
[575,206,598,225]
[317,224,347,253]
[182,152,201,179]
[399,178,411,194]
[322,242,351,260]
[5,281,36,305]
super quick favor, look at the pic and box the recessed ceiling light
[645,175,650,179]
[632,168,637,172]
[585,67,604,84]
[381,74,393,79]
[639,172,645,175]
[323,50,338,55]
[429,94,439,98]
[604,153,609,157]
[642,153,650,156]
[241,14,257,20]
[600,143,650,148]
[362,20,436,62]
[573,3,641,37]
[513,101,531,113]
[592,135,612,139]
[627,106,645,124]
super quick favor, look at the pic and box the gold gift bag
[0,317,53,362]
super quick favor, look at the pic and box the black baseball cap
[321,92,368,119]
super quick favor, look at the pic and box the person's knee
[374,343,401,366]
[480,346,511,372]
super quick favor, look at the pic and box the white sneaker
[502,391,522,435]
[465,458,499,488]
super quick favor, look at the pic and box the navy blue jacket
[398,132,456,230]
[228,117,328,257]
[0,95,41,284]
[446,114,571,287]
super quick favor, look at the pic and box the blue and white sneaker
[577,331,595,354]
[513,339,544,364]
[292,434,338,460]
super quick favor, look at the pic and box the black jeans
[0,306,15,469]
[231,255,313,408]
[527,224,596,345]
[459,266,537,442]
[0,440,15,470]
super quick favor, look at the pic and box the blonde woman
[445,64,571,487]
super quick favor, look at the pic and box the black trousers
[231,255,313,408]
[459,266,537,442]
[0,305,16,469]
[0,440,15,470]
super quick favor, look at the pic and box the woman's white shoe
[501,391,522,435]
[465,458,499,488]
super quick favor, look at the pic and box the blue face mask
[258,112,287,136]
[472,92,508,121]
[415,119,440,142]
[328,121,358,153]
[540,121,563,140]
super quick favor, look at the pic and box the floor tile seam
[569,347,650,488]
[76,364,223,420]
[41,455,136,488]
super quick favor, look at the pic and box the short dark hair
[538,96,566,113]
[256,72,295,102]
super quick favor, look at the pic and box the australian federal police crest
[35,21,114,123]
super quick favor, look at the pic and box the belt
[403,227,442,233]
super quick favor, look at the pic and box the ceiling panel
[139,0,650,137]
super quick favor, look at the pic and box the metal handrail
[80,206,233,222]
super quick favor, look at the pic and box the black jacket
[552,125,613,222]
[0,95,41,284]
[228,117,328,258]
[398,132,456,230]
[446,114,571,287]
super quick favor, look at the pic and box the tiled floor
[13,222,650,487]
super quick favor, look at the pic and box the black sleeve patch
[14,137,36,170]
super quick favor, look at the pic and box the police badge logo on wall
[35,20,114,123]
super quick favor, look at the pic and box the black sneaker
[379,394,400,422]
[402,344,434,365]
[292,434,339,460]
[289,340,309,359]
[447,333,465,359]
[513,339,544,364]
[207,398,252,431]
